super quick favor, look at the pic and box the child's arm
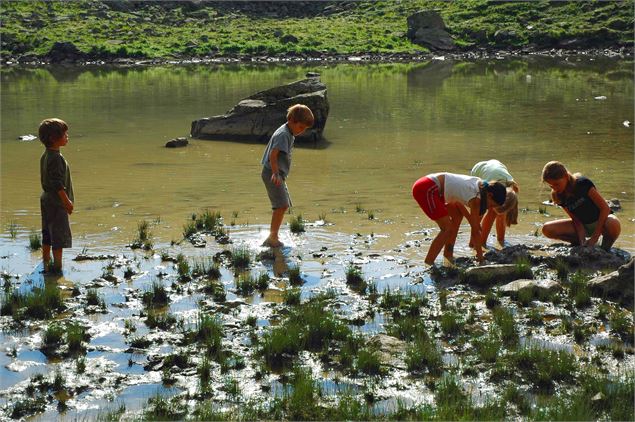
[464,198,484,261]
[57,189,73,214]
[268,148,283,186]
[585,187,611,247]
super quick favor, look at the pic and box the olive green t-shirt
[40,149,74,205]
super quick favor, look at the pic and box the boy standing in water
[39,118,74,273]
[261,104,314,247]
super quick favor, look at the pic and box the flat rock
[498,279,561,298]
[165,137,188,148]
[462,264,532,287]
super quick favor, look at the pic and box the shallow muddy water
[1,56,633,252]
[1,57,634,420]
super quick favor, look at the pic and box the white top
[434,173,481,205]
[471,159,514,183]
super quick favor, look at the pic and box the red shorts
[412,176,448,221]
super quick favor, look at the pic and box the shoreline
[2,46,633,68]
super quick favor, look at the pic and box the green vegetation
[142,281,170,308]
[286,265,303,286]
[345,264,366,292]
[289,214,305,234]
[29,231,41,251]
[230,247,251,270]
[3,1,629,62]
[130,220,153,250]
[568,270,592,308]
[1,283,64,320]
[191,257,221,280]
[6,220,18,239]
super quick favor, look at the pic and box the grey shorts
[41,196,72,249]
[262,167,292,210]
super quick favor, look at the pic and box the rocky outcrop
[191,77,329,143]
[44,41,86,63]
[165,137,188,148]
[588,257,634,307]
[498,279,561,299]
[406,10,456,51]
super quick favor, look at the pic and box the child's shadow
[259,246,293,277]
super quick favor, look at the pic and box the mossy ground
[1,1,632,60]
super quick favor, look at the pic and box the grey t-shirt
[261,123,294,178]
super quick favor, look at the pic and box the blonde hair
[38,118,68,148]
[287,104,314,127]
[541,161,579,204]
[494,188,518,226]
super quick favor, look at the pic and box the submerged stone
[498,279,561,298]
[462,264,532,287]
[588,257,634,307]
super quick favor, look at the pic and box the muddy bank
[0,215,633,420]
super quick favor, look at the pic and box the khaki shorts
[262,167,292,210]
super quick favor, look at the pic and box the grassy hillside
[1,0,633,60]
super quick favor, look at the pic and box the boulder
[367,334,406,370]
[498,279,561,299]
[406,10,456,51]
[545,245,628,270]
[165,137,188,148]
[588,257,634,307]
[44,41,85,63]
[191,77,329,143]
[462,264,532,288]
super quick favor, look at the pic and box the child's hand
[64,200,74,215]
[271,173,282,187]
[585,235,599,247]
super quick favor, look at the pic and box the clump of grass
[41,323,64,352]
[405,334,443,374]
[196,209,222,232]
[485,290,501,309]
[355,346,384,375]
[527,308,543,325]
[287,265,303,286]
[289,214,305,234]
[145,310,176,329]
[386,315,428,341]
[172,255,189,282]
[1,284,64,320]
[355,203,364,213]
[281,366,321,420]
[85,288,106,309]
[6,220,18,239]
[142,281,170,308]
[345,264,366,292]
[568,271,591,308]
[367,210,375,220]
[67,323,89,355]
[29,231,41,251]
[198,357,212,393]
[76,357,86,374]
[235,273,258,296]
[183,220,197,238]
[508,343,577,389]
[317,212,327,221]
[130,336,152,349]
[493,306,518,346]
[284,288,301,306]
[191,257,221,280]
[474,326,502,363]
[192,313,224,358]
[440,308,464,336]
[144,394,187,420]
[256,272,270,290]
[514,257,533,279]
[230,246,251,269]
[131,220,153,250]
[609,310,634,340]
[553,257,569,280]
[203,279,226,302]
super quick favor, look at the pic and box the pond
[1,56,633,253]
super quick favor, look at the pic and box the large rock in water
[191,77,329,142]
[406,10,456,51]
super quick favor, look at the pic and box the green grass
[1,284,65,320]
[6,220,18,239]
[176,254,191,281]
[568,271,592,308]
[192,313,224,359]
[289,214,305,234]
[287,265,303,286]
[345,264,366,292]
[142,281,170,308]
[131,220,153,250]
[493,306,518,346]
[474,326,503,363]
[355,346,384,375]
[283,288,301,306]
[145,310,177,329]
[85,288,105,308]
[230,247,251,269]
[440,308,464,336]
[28,231,41,251]
[235,273,257,296]
[484,290,501,309]
[41,323,65,351]
[191,257,221,280]
[67,323,88,355]
[405,334,443,375]
[609,310,634,340]
[506,343,578,390]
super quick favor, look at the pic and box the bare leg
[52,248,63,272]
[601,214,621,250]
[264,207,288,247]
[42,244,51,271]
[425,216,454,265]
[495,213,506,245]
[542,219,579,245]
[444,204,463,262]
[480,209,496,246]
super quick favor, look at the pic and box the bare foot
[261,237,284,248]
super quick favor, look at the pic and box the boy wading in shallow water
[38,118,74,273]
[261,104,314,248]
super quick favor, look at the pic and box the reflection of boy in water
[260,104,314,248]
[39,118,74,273]
[470,159,519,247]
